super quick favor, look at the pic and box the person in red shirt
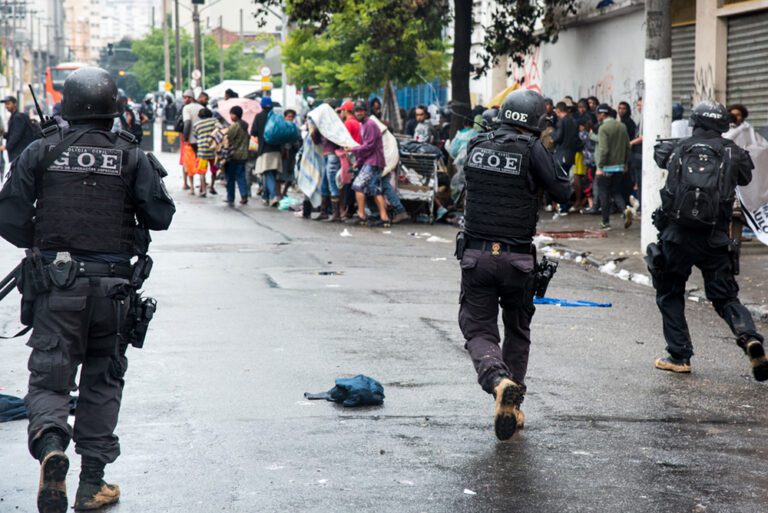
[338,101,361,143]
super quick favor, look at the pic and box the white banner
[725,122,768,246]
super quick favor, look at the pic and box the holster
[455,232,466,260]
[18,249,52,326]
[533,256,558,298]
[123,292,157,349]
[644,242,666,280]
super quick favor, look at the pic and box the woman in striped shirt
[193,108,217,197]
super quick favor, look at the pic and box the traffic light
[191,0,204,4]
[107,43,114,56]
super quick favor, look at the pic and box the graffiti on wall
[510,47,543,94]
[693,64,715,103]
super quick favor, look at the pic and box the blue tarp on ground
[534,297,612,308]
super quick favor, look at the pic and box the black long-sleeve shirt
[0,128,175,251]
[5,111,37,161]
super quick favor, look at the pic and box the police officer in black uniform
[0,67,175,512]
[458,89,571,441]
[651,100,767,381]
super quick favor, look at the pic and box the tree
[129,28,259,95]
[449,0,578,136]
[256,0,448,98]
[98,38,141,100]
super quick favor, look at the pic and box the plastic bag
[264,110,300,145]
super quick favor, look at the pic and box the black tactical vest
[34,129,139,255]
[463,131,539,242]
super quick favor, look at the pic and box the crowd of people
[177,91,443,227]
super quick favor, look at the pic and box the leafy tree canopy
[257,0,449,97]
[478,0,578,75]
[123,28,259,96]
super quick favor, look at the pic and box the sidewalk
[534,210,768,321]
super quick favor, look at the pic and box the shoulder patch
[47,146,124,176]
[468,147,523,175]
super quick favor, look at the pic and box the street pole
[192,2,202,81]
[218,15,223,83]
[281,9,287,106]
[239,8,243,42]
[162,0,170,87]
[641,0,672,251]
[174,0,181,92]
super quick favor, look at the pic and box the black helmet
[689,100,729,133]
[498,89,546,133]
[481,108,499,130]
[61,67,119,121]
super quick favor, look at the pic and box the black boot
[325,197,341,222]
[741,338,768,382]
[314,196,330,220]
[74,457,120,511]
[35,430,69,513]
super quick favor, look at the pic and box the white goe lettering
[53,151,69,167]
[101,153,119,170]
[487,154,501,168]
[77,152,96,168]
[470,150,484,166]
[504,155,518,171]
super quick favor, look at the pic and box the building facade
[470,0,768,132]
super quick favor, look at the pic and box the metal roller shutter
[671,24,695,118]
[727,10,768,129]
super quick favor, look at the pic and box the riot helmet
[689,100,729,133]
[61,67,119,121]
[481,108,499,131]
[498,89,546,133]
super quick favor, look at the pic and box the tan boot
[493,378,524,441]
[514,408,525,430]
[74,481,120,511]
[38,450,69,513]
[746,340,768,382]
[654,355,691,373]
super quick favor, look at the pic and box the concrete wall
[532,8,646,106]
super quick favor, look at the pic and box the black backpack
[662,139,732,228]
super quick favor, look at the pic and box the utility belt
[455,232,558,298]
[464,239,533,255]
[14,249,156,349]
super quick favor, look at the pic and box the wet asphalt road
[1,152,767,513]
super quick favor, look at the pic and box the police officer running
[0,67,175,512]
[650,100,768,381]
[458,89,571,441]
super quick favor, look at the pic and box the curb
[535,238,768,324]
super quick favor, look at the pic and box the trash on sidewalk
[463,488,477,496]
[278,196,300,211]
[537,229,608,239]
[304,374,385,407]
[425,236,452,243]
[340,229,353,237]
[534,297,612,308]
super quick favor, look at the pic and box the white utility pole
[641,0,672,251]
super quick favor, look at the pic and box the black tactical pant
[598,172,627,224]
[25,276,131,464]
[459,248,536,394]
[653,240,763,359]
